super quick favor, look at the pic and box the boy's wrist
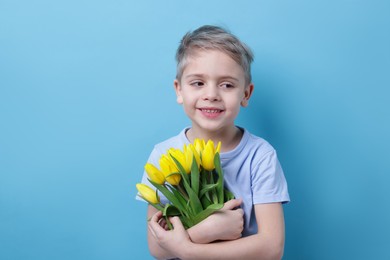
[177,241,197,260]
[187,215,217,244]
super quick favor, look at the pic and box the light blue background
[1,1,389,259]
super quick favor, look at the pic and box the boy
[137,25,290,259]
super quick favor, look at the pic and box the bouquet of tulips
[136,139,234,229]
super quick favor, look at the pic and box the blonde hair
[175,25,254,84]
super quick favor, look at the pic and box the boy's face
[174,49,253,134]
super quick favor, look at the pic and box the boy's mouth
[200,108,223,113]
[198,108,224,118]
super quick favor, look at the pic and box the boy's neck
[186,126,243,153]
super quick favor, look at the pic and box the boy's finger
[149,218,167,239]
[222,198,242,210]
[149,210,162,223]
[148,224,158,238]
[236,208,244,217]
[148,211,165,239]
[169,216,185,232]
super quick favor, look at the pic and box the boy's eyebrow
[185,74,240,82]
[185,73,207,79]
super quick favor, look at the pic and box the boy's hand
[157,216,169,230]
[148,210,192,256]
[188,198,244,243]
[209,198,244,241]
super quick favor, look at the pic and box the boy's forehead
[182,49,245,79]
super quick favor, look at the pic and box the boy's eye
[221,83,234,89]
[190,81,204,87]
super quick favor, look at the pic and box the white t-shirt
[137,127,290,236]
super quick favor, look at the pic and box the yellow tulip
[185,143,201,169]
[165,152,180,172]
[181,144,193,173]
[169,148,189,173]
[136,183,160,204]
[194,138,205,155]
[216,141,221,154]
[144,163,165,185]
[159,154,181,185]
[201,140,216,171]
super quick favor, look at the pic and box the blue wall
[1,1,389,259]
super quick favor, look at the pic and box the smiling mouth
[198,108,224,118]
[199,108,223,113]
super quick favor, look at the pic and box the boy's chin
[191,122,233,134]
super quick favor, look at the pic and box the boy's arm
[149,203,285,260]
[146,199,244,260]
[187,198,244,243]
[146,205,176,260]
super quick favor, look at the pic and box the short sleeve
[251,149,290,204]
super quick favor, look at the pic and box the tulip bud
[144,163,165,185]
[201,140,215,171]
[216,141,221,154]
[136,183,160,204]
[159,155,181,185]
[187,144,201,169]
[194,138,205,156]
[169,148,189,174]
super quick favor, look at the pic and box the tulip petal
[144,163,165,185]
[136,183,160,204]
[201,141,215,171]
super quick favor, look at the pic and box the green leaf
[167,183,187,203]
[171,156,203,214]
[167,184,190,217]
[163,204,181,217]
[190,157,200,197]
[200,194,212,209]
[183,177,203,214]
[179,215,194,229]
[191,203,224,226]
[170,155,190,184]
[163,205,193,230]
[201,171,212,203]
[184,199,194,216]
[224,188,235,202]
[149,179,187,215]
[209,171,218,204]
[199,183,219,198]
[201,168,208,185]
[214,152,225,203]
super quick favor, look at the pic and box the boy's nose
[202,86,220,101]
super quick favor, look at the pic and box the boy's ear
[174,79,183,104]
[241,83,254,107]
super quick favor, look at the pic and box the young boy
[137,25,290,259]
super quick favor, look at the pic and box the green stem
[165,216,173,230]
[176,183,189,200]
